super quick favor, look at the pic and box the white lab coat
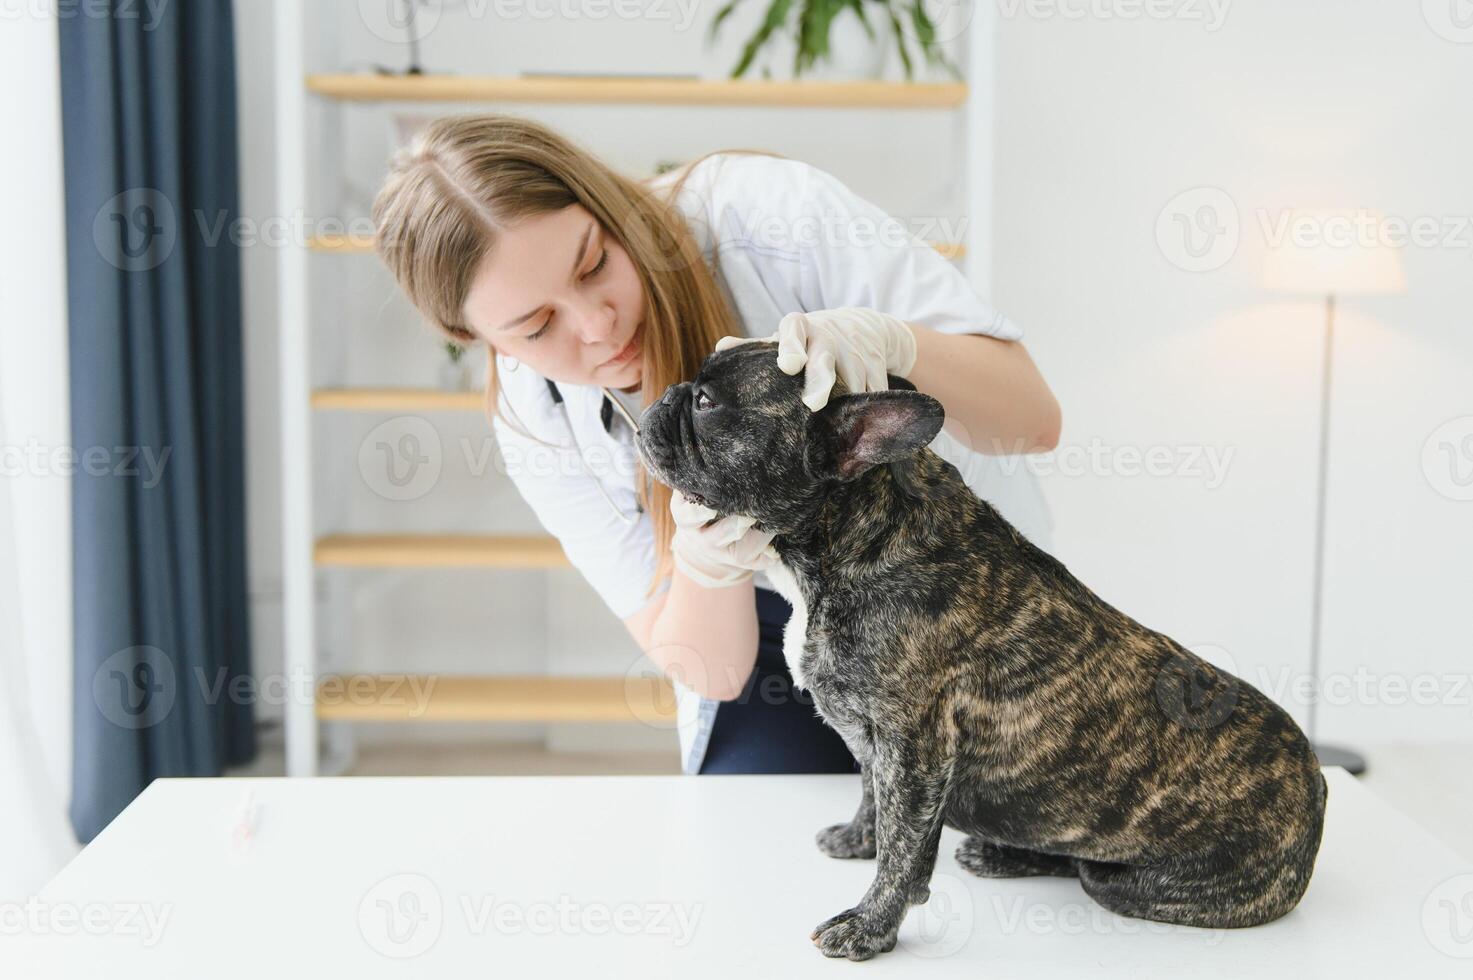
[490,153,1054,774]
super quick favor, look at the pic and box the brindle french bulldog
[636,341,1328,961]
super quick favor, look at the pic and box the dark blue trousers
[698,588,860,775]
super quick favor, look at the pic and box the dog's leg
[810,737,953,961]
[956,836,1078,879]
[815,763,876,859]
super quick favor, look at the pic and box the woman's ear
[816,390,945,481]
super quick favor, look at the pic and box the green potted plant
[708,0,961,81]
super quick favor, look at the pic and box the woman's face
[462,204,646,390]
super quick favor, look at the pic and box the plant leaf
[707,0,744,45]
[845,0,876,40]
[731,0,794,78]
[887,6,914,80]
[796,0,842,75]
[908,0,935,50]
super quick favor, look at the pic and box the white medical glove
[670,491,778,589]
[713,306,918,411]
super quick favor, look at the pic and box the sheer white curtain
[0,6,80,898]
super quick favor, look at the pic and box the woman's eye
[523,248,607,343]
[694,390,714,411]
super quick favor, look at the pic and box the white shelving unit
[272,0,997,776]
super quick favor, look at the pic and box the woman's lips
[604,323,642,366]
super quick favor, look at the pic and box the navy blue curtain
[59,0,256,843]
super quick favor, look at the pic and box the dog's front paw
[815,821,876,859]
[810,905,900,960]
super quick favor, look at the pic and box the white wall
[993,1,1473,747]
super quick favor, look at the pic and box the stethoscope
[567,386,646,526]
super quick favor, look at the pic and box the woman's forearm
[639,570,759,702]
[906,325,1062,455]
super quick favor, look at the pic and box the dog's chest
[762,560,812,690]
[762,561,875,741]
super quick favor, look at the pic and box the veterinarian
[372,114,1062,776]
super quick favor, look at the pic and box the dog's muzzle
[635,381,695,484]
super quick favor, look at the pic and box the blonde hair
[371,112,783,597]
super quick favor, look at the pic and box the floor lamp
[1261,209,1406,777]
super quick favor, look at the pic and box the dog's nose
[659,384,686,407]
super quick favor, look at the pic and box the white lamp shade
[1260,209,1407,296]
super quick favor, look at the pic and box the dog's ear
[815,390,944,481]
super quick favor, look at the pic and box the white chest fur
[762,560,810,692]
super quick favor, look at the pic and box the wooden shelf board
[308,234,965,260]
[308,233,376,253]
[312,388,484,412]
[306,73,967,108]
[315,673,676,724]
[314,534,569,569]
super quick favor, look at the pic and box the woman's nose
[574,301,616,345]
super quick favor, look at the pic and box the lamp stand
[1308,293,1366,776]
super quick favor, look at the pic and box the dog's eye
[694,389,715,411]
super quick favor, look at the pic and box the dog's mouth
[636,384,712,504]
